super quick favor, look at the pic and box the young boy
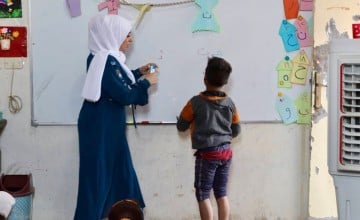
[176,57,240,220]
[107,199,143,220]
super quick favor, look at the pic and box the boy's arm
[231,123,241,137]
[176,116,190,131]
[176,101,193,131]
[231,108,241,137]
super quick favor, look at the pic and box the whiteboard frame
[29,0,313,125]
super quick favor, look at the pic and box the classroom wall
[0,1,312,219]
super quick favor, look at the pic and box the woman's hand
[144,72,158,85]
[139,63,158,75]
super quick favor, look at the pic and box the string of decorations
[120,0,195,7]
[67,0,219,32]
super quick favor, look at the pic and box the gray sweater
[177,91,240,150]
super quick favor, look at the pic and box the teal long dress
[74,54,150,220]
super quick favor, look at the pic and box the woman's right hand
[144,72,158,85]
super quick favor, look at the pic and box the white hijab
[81,14,136,102]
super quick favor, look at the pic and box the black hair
[108,199,144,220]
[204,56,232,87]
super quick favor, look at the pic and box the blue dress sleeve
[132,68,143,80]
[101,56,150,106]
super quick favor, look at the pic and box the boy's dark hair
[108,199,143,220]
[205,57,232,87]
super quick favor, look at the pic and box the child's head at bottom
[108,199,143,220]
[204,56,232,88]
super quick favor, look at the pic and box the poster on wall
[0,0,22,18]
[0,26,27,57]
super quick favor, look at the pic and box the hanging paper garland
[121,0,218,31]
[67,0,219,32]
[116,0,220,32]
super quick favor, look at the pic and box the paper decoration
[0,26,27,57]
[131,4,152,29]
[295,91,311,124]
[300,0,313,11]
[66,0,81,17]
[307,16,314,39]
[192,0,220,32]
[277,56,292,88]
[353,24,360,39]
[294,16,312,48]
[283,0,299,20]
[290,50,309,85]
[0,0,21,18]
[279,20,300,52]
[98,0,120,15]
[276,92,297,125]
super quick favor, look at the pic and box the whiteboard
[30,0,313,125]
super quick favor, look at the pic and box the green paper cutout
[295,91,311,124]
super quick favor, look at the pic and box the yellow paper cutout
[121,0,152,28]
[131,4,152,28]
[290,50,310,85]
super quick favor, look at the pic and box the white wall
[0,1,311,219]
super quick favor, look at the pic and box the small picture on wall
[0,26,27,57]
[0,0,22,18]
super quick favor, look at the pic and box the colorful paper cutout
[192,0,220,32]
[98,0,120,15]
[277,56,292,88]
[66,0,81,17]
[300,0,313,11]
[283,0,299,20]
[0,26,27,57]
[294,16,312,48]
[276,92,297,125]
[295,91,311,124]
[0,0,21,18]
[279,20,300,52]
[131,4,152,29]
[290,50,309,85]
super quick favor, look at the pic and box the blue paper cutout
[276,93,298,124]
[279,20,300,52]
[192,0,220,32]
